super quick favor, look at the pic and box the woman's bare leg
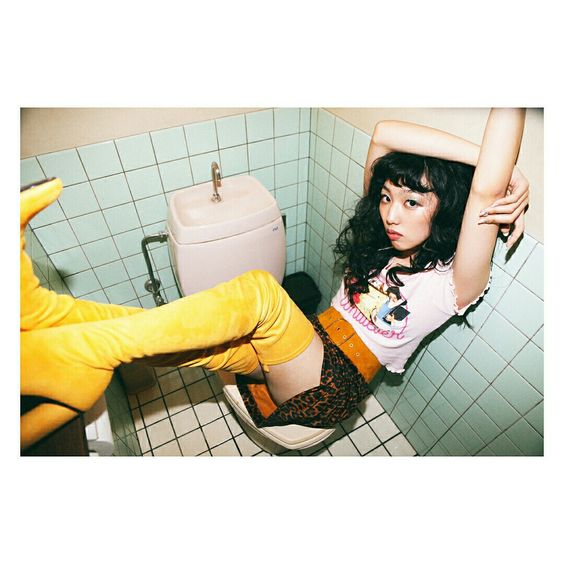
[264,332,323,404]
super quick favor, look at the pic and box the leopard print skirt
[236,315,372,428]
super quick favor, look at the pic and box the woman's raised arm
[364,119,481,194]
[452,109,526,310]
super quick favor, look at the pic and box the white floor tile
[385,434,417,456]
[224,412,244,436]
[323,425,346,446]
[132,408,144,431]
[164,388,191,415]
[180,366,206,386]
[340,411,367,433]
[158,370,184,395]
[171,407,199,436]
[366,445,390,456]
[369,413,400,442]
[211,440,240,456]
[136,428,151,453]
[216,393,233,416]
[358,393,385,421]
[126,379,416,457]
[187,379,214,404]
[154,366,178,377]
[136,383,162,405]
[207,372,223,395]
[327,435,358,456]
[140,398,168,427]
[298,443,330,456]
[235,433,262,456]
[153,440,182,456]
[146,418,175,448]
[202,418,232,448]
[194,401,223,425]
[348,424,381,455]
[178,428,209,456]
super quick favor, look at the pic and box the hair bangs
[372,153,434,195]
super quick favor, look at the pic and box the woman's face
[379,180,438,257]
[388,291,399,303]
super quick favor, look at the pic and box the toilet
[167,174,286,295]
[167,171,335,452]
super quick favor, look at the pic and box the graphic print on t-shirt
[352,279,410,332]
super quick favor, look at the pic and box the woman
[20,108,528,448]
[331,113,529,376]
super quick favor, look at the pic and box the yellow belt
[318,307,381,384]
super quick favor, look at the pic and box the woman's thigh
[264,332,324,405]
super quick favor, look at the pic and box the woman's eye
[406,199,420,208]
[380,194,390,203]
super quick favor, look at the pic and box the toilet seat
[218,371,335,452]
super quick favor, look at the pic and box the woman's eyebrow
[383,183,418,195]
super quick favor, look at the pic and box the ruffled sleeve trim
[383,364,405,375]
[448,268,491,316]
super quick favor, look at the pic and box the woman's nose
[385,202,401,224]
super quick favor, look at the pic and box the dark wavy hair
[334,152,475,304]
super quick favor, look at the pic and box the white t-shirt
[331,260,486,373]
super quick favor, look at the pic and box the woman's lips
[386,229,402,241]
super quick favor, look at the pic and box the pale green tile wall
[25,225,73,296]
[105,375,142,456]
[21,108,310,310]
[304,109,543,457]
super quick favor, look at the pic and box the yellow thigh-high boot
[21,178,146,450]
[21,179,314,449]
[21,270,314,448]
[20,178,144,331]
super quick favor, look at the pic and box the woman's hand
[477,165,530,250]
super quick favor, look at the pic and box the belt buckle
[333,319,351,343]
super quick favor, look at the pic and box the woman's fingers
[485,165,529,249]
[506,212,526,250]
[477,199,529,226]
[488,191,523,208]
[479,192,528,217]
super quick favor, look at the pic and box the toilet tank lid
[168,175,282,244]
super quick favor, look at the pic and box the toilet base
[218,371,335,453]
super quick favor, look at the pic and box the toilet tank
[167,175,286,296]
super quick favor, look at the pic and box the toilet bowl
[167,171,334,452]
[218,371,334,453]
